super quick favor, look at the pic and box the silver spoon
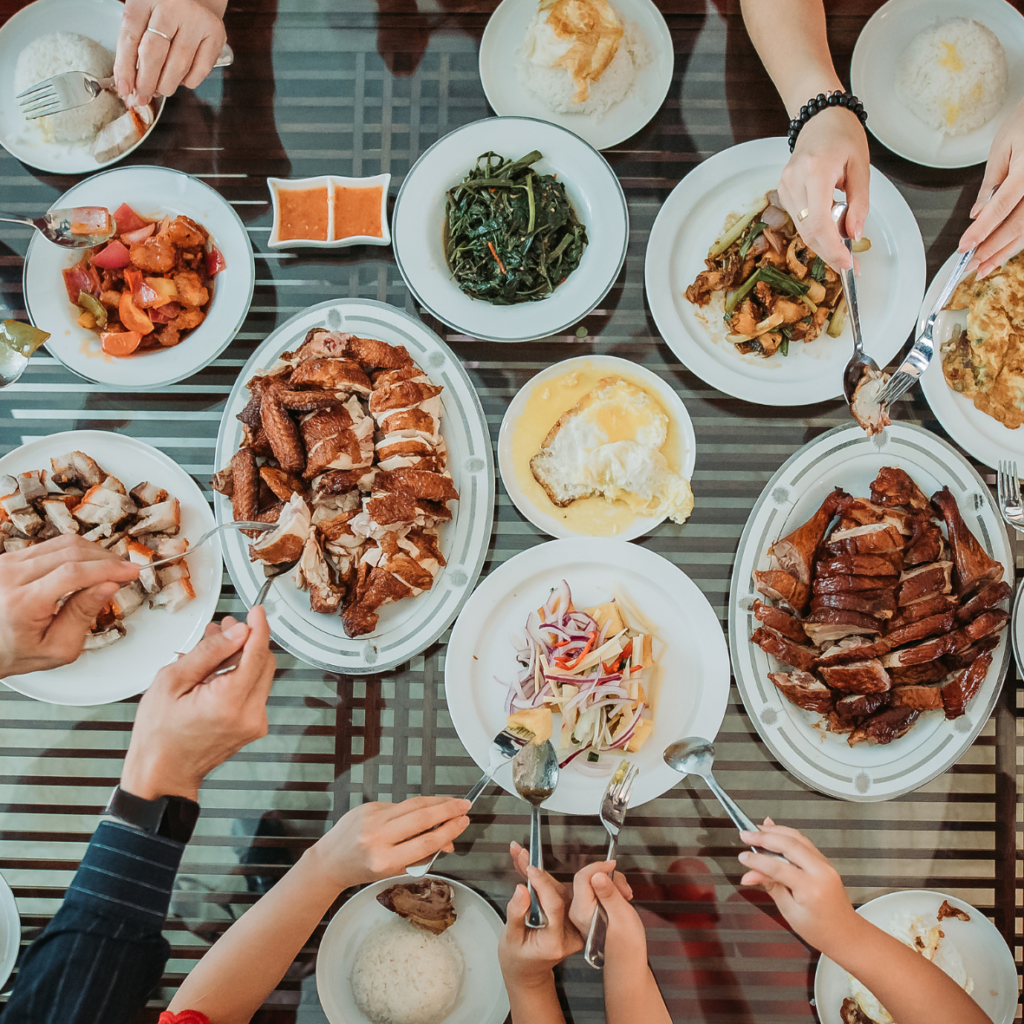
[512,740,560,929]
[663,737,786,861]
[831,202,879,403]
[0,207,115,248]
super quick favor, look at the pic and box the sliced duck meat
[230,448,260,523]
[884,611,956,648]
[931,486,1005,595]
[835,496,912,534]
[890,682,945,711]
[815,636,891,667]
[816,553,902,578]
[768,487,848,584]
[260,388,305,474]
[802,608,882,646]
[752,599,806,644]
[962,607,1009,643]
[889,661,949,686]
[376,879,457,935]
[870,466,930,511]
[880,628,970,668]
[895,562,953,606]
[904,517,944,566]
[942,634,1000,672]
[750,627,819,672]
[941,650,993,720]
[812,573,898,594]
[753,568,811,613]
[819,659,891,694]
[830,692,889,734]
[824,522,904,557]
[955,580,1011,623]
[848,705,920,746]
[887,593,958,629]
[810,589,896,620]
[768,670,834,712]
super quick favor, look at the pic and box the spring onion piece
[810,256,827,283]
[738,221,767,259]
[709,202,767,258]
[724,268,761,315]
[759,266,809,296]
[827,295,848,337]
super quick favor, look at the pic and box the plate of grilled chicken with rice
[213,299,493,674]
[728,422,1012,801]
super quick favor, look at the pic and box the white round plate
[445,538,731,815]
[214,298,494,675]
[496,354,696,540]
[918,252,1024,469]
[0,0,166,174]
[0,429,220,706]
[645,137,926,406]
[23,166,255,391]
[392,117,628,343]
[478,0,673,151]
[729,422,1012,802]
[316,875,509,1024]
[814,890,1017,1024]
[851,0,1024,169]
[0,872,19,991]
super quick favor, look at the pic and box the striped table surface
[0,1,1020,1021]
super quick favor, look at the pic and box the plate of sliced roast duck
[212,298,493,674]
[728,422,1012,802]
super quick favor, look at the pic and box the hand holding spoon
[512,740,560,929]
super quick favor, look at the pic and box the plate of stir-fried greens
[393,116,627,343]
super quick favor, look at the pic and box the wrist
[121,752,199,802]
[500,961,556,993]
[301,838,359,895]
[782,74,844,118]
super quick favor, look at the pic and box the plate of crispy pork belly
[212,299,493,674]
[728,422,1013,801]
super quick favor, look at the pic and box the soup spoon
[0,206,115,248]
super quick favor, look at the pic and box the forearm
[604,957,671,1024]
[502,972,567,1024]
[822,915,990,1024]
[739,0,842,113]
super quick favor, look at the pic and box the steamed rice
[350,918,464,1024]
[14,32,124,144]
[895,18,1007,137]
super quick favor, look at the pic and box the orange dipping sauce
[333,186,383,240]
[277,186,329,241]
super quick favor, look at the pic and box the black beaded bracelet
[787,90,867,151]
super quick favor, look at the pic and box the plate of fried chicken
[213,299,493,674]
[728,422,1012,801]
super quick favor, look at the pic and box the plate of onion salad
[445,538,731,815]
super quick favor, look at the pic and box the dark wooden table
[0,1,1020,1021]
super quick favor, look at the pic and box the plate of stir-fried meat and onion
[213,298,493,675]
[23,165,254,390]
[728,422,1012,802]
[645,137,925,406]
[0,430,220,706]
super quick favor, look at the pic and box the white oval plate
[23,166,254,391]
[645,137,926,406]
[918,252,1024,469]
[0,872,19,992]
[0,429,220,706]
[0,0,166,175]
[214,299,494,675]
[814,890,1017,1024]
[497,355,696,540]
[851,0,1024,169]
[316,875,508,1024]
[445,538,731,815]
[728,422,1012,801]
[392,117,628,343]
[478,0,673,151]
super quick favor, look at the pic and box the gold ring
[798,208,810,221]
[146,26,172,41]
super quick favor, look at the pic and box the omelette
[942,253,1024,429]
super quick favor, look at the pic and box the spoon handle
[838,239,865,359]
[0,214,34,230]
[704,773,789,862]
[525,803,548,929]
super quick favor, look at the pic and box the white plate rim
[0,872,19,992]
[727,421,1012,802]
[1011,577,1023,679]
[213,297,494,675]
[391,115,629,343]
[496,354,697,540]
[22,164,256,391]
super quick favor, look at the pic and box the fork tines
[996,461,1022,522]
[607,761,640,810]
[878,369,914,407]
[16,84,62,118]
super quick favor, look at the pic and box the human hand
[0,536,140,679]
[737,818,857,954]
[114,0,228,106]
[778,107,871,272]
[959,97,1024,279]
[565,860,647,967]
[120,607,276,801]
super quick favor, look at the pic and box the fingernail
[970,204,981,218]
[739,830,754,840]
[226,622,249,641]
[738,851,751,863]
[459,799,472,810]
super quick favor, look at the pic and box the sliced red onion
[762,205,789,231]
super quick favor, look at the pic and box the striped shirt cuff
[64,821,186,927]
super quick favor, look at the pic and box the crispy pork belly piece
[943,635,999,672]
[129,481,169,508]
[231,448,259,522]
[294,534,342,614]
[373,468,459,503]
[955,580,1011,623]
[825,522,904,557]
[288,357,372,394]
[149,577,196,613]
[127,540,161,594]
[889,661,949,686]
[128,498,181,536]
[768,670,834,712]
[848,705,919,746]
[815,636,891,667]
[931,486,1005,595]
[810,589,896,620]
[895,562,953,606]
[884,611,956,648]
[751,599,806,644]
[99,475,127,495]
[259,466,306,502]
[904,517,944,566]
[250,494,310,564]
[83,623,127,650]
[301,397,375,478]
[871,467,930,511]
[111,581,146,618]
[376,879,457,935]
[887,593,957,629]
[16,471,47,503]
[890,682,945,711]
[941,650,993,720]
[50,451,104,489]
[962,608,1009,643]
[81,522,113,542]
[753,569,810,614]
[835,497,912,534]
[40,499,79,535]
[819,659,891,694]
[73,485,137,527]
[769,487,847,584]
[815,553,902,578]
[260,389,305,474]
[750,627,818,672]
[812,573,897,594]
[152,535,188,564]
[801,609,881,646]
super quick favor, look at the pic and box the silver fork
[17,43,234,118]
[878,247,976,409]
[584,760,640,970]
[147,519,274,570]
[996,461,1024,532]
[405,729,524,877]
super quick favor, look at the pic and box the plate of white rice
[316,875,508,1024]
[0,0,165,174]
[851,0,1024,168]
[479,0,673,151]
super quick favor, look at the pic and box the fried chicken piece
[377,879,457,935]
[279,329,412,371]
[169,306,205,331]
[259,467,306,502]
[931,486,1005,596]
[260,390,305,474]
[937,900,970,923]
[373,469,459,503]
[230,448,259,522]
[368,379,444,416]
[300,397,375,478]
[166,215,207,248]
[249,493,309,563]
[376,408,439,438]
[294,533,342,613]
[277,390,344,413]
[289,357,372,394]
[315,468,377,496]
[871,467,930,511]
[241,422,273,457]
[172,270,209,308]
[769,487,848,584]
[129,235,176,273]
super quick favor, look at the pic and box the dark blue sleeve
[1,821,186,1024]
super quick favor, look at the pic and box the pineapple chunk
[631,634,654,671]
[507,707,553,745]
[625,717,653,752]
